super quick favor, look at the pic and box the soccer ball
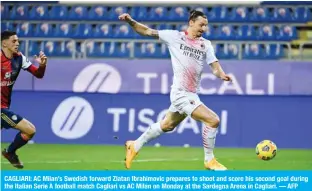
[256,140,277,161]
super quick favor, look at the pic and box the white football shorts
[168,89,203,116]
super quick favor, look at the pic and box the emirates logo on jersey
[180,44,206,61]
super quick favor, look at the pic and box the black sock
[7,132,29,154]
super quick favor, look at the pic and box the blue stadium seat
[273,8,292,22]
[294,7,311,22]
[50,6,68,20]
[208,26,219,40]
[264,44,284,59]
[259,25,276,40]
[231,7,249,22]
[193,7,208,15]
[88,6,108,21]
[128,6,138,19]
[160,43,170,58]
[251,7,269,22]
[28,41,42,57]
[279,25,297,41]
[106,42,125,57]
[42,41,57,56]
[223,44,239,59]
[209,6,228,22]
[150,7,168,21]
[217,25,235,40]
[213,44,222,58]
[215,44,238,59]
[35,23,54,37]
[135,43,169,58]
[105,42,119,57]
[237,25,258,40]
[176,24,188,32]
[18,40,26,54]
[202,25,215,40]
[55,41,74,57]
[11,5,28,20]
[29,5,49,20]
[109,6,127,21]
[243,44,263,59]
[1,4,8,20]
[85,41,107,57]
[114,42,132,57]
[168,6,188,21]
[73,24,92,38]
[86,42,129,57]
[68,6,88,20]
[113,24,133,38]
[94,24,113,38]
[16,23,33,37]
[55,23,73,38]
[41,41,73,57]
[1,22,14,31]
[133,6,149,21]
[159,24,175,30]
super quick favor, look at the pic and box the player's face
[3,35,20,54]
[189,16,208,37]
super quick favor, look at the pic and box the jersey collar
[183,31,202,41]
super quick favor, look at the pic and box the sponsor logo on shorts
[11,115,17,121]
[190,100,195,105]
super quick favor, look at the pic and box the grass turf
[1,144,312,170]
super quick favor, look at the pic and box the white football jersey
[158,30,218,93]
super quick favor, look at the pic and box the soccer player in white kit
[119,10,232,170]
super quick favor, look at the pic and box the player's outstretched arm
[210,61,232,82]
[26,51,47,79]
[118,13,159,38]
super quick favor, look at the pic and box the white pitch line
[111,158,200,163]
[1,158,200,164]
[1,160,81,164]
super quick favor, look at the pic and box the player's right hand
[118,13,132,21]
[34,51,47,66]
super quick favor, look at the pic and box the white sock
[134,122,164,152]
[202,126,217,162]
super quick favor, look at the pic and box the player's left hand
[34,51,47,66]
[220,74,232,82]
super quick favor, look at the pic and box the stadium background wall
[2,59,312,149]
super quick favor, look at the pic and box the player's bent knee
[204,116,220,128]
[28,125,36,137]
[209,117,220,128]
[160,120,176,132]
[212,117,220,128]
[15,119,36,138]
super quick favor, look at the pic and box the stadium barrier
[14,59,312,95]
[2,91,312,149]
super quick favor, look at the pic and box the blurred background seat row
[1,22,297,41]
[1,2,311,60]
[2,4,311,22]
[20,40,285,60]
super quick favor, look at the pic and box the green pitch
[1,144,312,170]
